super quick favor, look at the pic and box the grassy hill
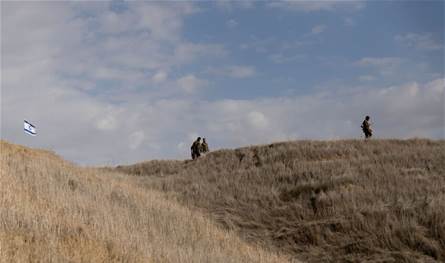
[0,140,292,263]
[116,139,445,263]
[2,139,444,263]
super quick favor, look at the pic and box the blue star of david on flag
[24,120,37,136]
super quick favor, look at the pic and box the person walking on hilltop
[201,138,209,155]
[361,115,373,139]
[191,137,202,160]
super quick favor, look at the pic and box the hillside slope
[117,139,445,263]
[0,140,292,263]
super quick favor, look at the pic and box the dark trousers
[191,151,201,160]
[364,130,372,138]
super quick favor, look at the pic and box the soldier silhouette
[191,137,202,160]
[201,138,209,154]
[361,115,373,139]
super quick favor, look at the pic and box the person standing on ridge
[201,138,209,154]
[361,115,373,139]
[191,137,202,160]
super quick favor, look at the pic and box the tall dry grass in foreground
[0,140,293,263]
[118,139,445,263]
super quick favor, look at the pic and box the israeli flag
[24,120,37,136]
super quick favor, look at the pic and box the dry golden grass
[117,139,445,263]
[0,140,294,263]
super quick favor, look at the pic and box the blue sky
[184,1,443,99]
[1,1,444,165]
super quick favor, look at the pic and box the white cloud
[226,19,238,28]
[247,111,269,129]
[176,75,208,93]
[215,1,254,10]
[343,17,355,26]
[241,36,310,57]
[177,142,185,150]
[129,131,146,150]
[269,53,305,64]
[132,2,197,41]
[187,132,200,142]
[357,57,402,67]
[206,65,256,78]
[395,33,443,51]
[227,66,256,78]
[97,10,137,35]
[238,37,278,54]
[268,1,365,12]
[311,24,326,34]
[174,43,227,65]
[3,64,444,165]
[92,67,146,83]
[2,1,223,89]
[358,75,375,82]
[96,115,118,131]
[0,1,223,164]
[240,43,249,50]
[357,57,402,75]
[201,78,443,147]
[152,71,168,83]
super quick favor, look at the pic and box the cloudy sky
[1,1,444,165]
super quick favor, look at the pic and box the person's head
[197,137,201,142]
[202,138,206,142]
[365,116,370,121]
